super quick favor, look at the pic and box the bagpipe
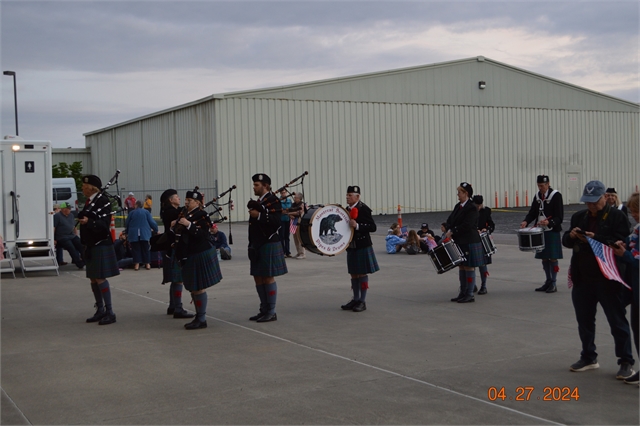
[77,169,122,222]
[151,184,237,252]
[247,171,309,214]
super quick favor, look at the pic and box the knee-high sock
[264,282,277,314]
[351,278,360,301]
[172,283,184,310]
[458,269,465,295]
[549,260,559,283]
[91,282,104,311]
[98,281,113,312]
[256,285,268,313]
[542,259,551,282]
[168,282,176,309]
[479,265,488,286]
[465,270,476,297]
[358,276,369,302]
[192,292,207,322]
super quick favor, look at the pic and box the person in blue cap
[562,180,635,380]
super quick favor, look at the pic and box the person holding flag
[562,180,635,380]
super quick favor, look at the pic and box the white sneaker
[296,254,306,259]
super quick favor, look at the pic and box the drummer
[445,182,483,303]
[520,175,564,293]
[473,195,495,295]
[341,185,379,312]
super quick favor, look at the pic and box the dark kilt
[85,244,120,279]
[347,246,380,275]
[182,248,222,292]
[535,231,563,260]
[459,242,484,268]
[250,242,288,277]
[168,252,182,283]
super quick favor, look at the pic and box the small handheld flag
[586,237,630,290]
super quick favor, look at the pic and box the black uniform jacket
[523,188,564,232]
[79,193,113,247]
[562,204,629,284]
[162,205,181,233]
[446,201,481,245]
[477,207,495,233]
[347,201,376,249]
[248,191,282,248]
[174,207,213,259]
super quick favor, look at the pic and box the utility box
[1,137,59,277]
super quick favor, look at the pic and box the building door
[567,173,581,204]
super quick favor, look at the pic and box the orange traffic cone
[110,216,116,242]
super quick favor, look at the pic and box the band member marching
[521,175,564,293]
[446,182,483,303]
[79,175,120,325]
[341,185,379,312]
[159,189,194,319]
[173,188,223,330]
[473,194,495,295]
[247,173,288,323]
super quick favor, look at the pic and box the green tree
[52,161,84,192]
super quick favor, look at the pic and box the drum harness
[534,189,558,230]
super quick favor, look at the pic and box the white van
[52,178,79,213]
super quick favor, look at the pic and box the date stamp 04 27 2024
[488,387,580,401]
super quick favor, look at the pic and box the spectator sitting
[404,230,422,255]
[439,222,448,242]
[53,202,85,269]
[114,231,134,270]
[209,224,232,260]
[417,223,439,250]
[385,224,406,253]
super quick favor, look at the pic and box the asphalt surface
[2,208,638,425]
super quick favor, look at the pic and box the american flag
[289,218,298,235]
[586,237,630,290]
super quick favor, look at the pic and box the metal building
[52,148,92,173]
[84,56,640,221]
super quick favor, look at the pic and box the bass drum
[299,204,354,256]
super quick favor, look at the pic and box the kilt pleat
[182,248,222,292]
[535,231,563,259]
[85,244,120,279]
[250,242,288,277]
[347,246,380,275]
[459,242,485,267]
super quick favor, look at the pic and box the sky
[1,0,638,148]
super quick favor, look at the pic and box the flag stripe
[586,237,630,290]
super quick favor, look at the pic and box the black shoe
[545,283,557,293]
[167,307,175,315]
[450,294,464,302]
[457,296,475,303]
[86,307,106,323]
[352,302,367,312]
[249,312,266,321]
[256,313,277,322]
[473,285,478,293]
[98,312,116,325]
[184,319,207,330]
[478,286,487,295]
[341,299,357,310]
[535,281,551,292]
[173,309,195,319]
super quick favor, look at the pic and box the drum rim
[301,204,354,256]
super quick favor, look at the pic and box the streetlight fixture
[3,70,19,136]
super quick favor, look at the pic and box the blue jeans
[57,236,84,267]
[571,279,634,365]
[130,240,151,265]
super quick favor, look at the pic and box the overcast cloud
[1,0,638,148]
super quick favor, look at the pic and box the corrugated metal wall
[216,98,639,221]
[52,149,92,173]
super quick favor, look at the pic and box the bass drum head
[299,204,354,256]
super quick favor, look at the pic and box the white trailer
[1,137,58,277]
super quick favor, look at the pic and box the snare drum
[429,240,466,274]
[518,227,545,252]
[480,232,497,256]
[299,204,354,256]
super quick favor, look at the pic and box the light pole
[3,70,18,136]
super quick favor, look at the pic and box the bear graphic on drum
[300,205,354,256]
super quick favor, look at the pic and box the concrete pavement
[2,226,638,425]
